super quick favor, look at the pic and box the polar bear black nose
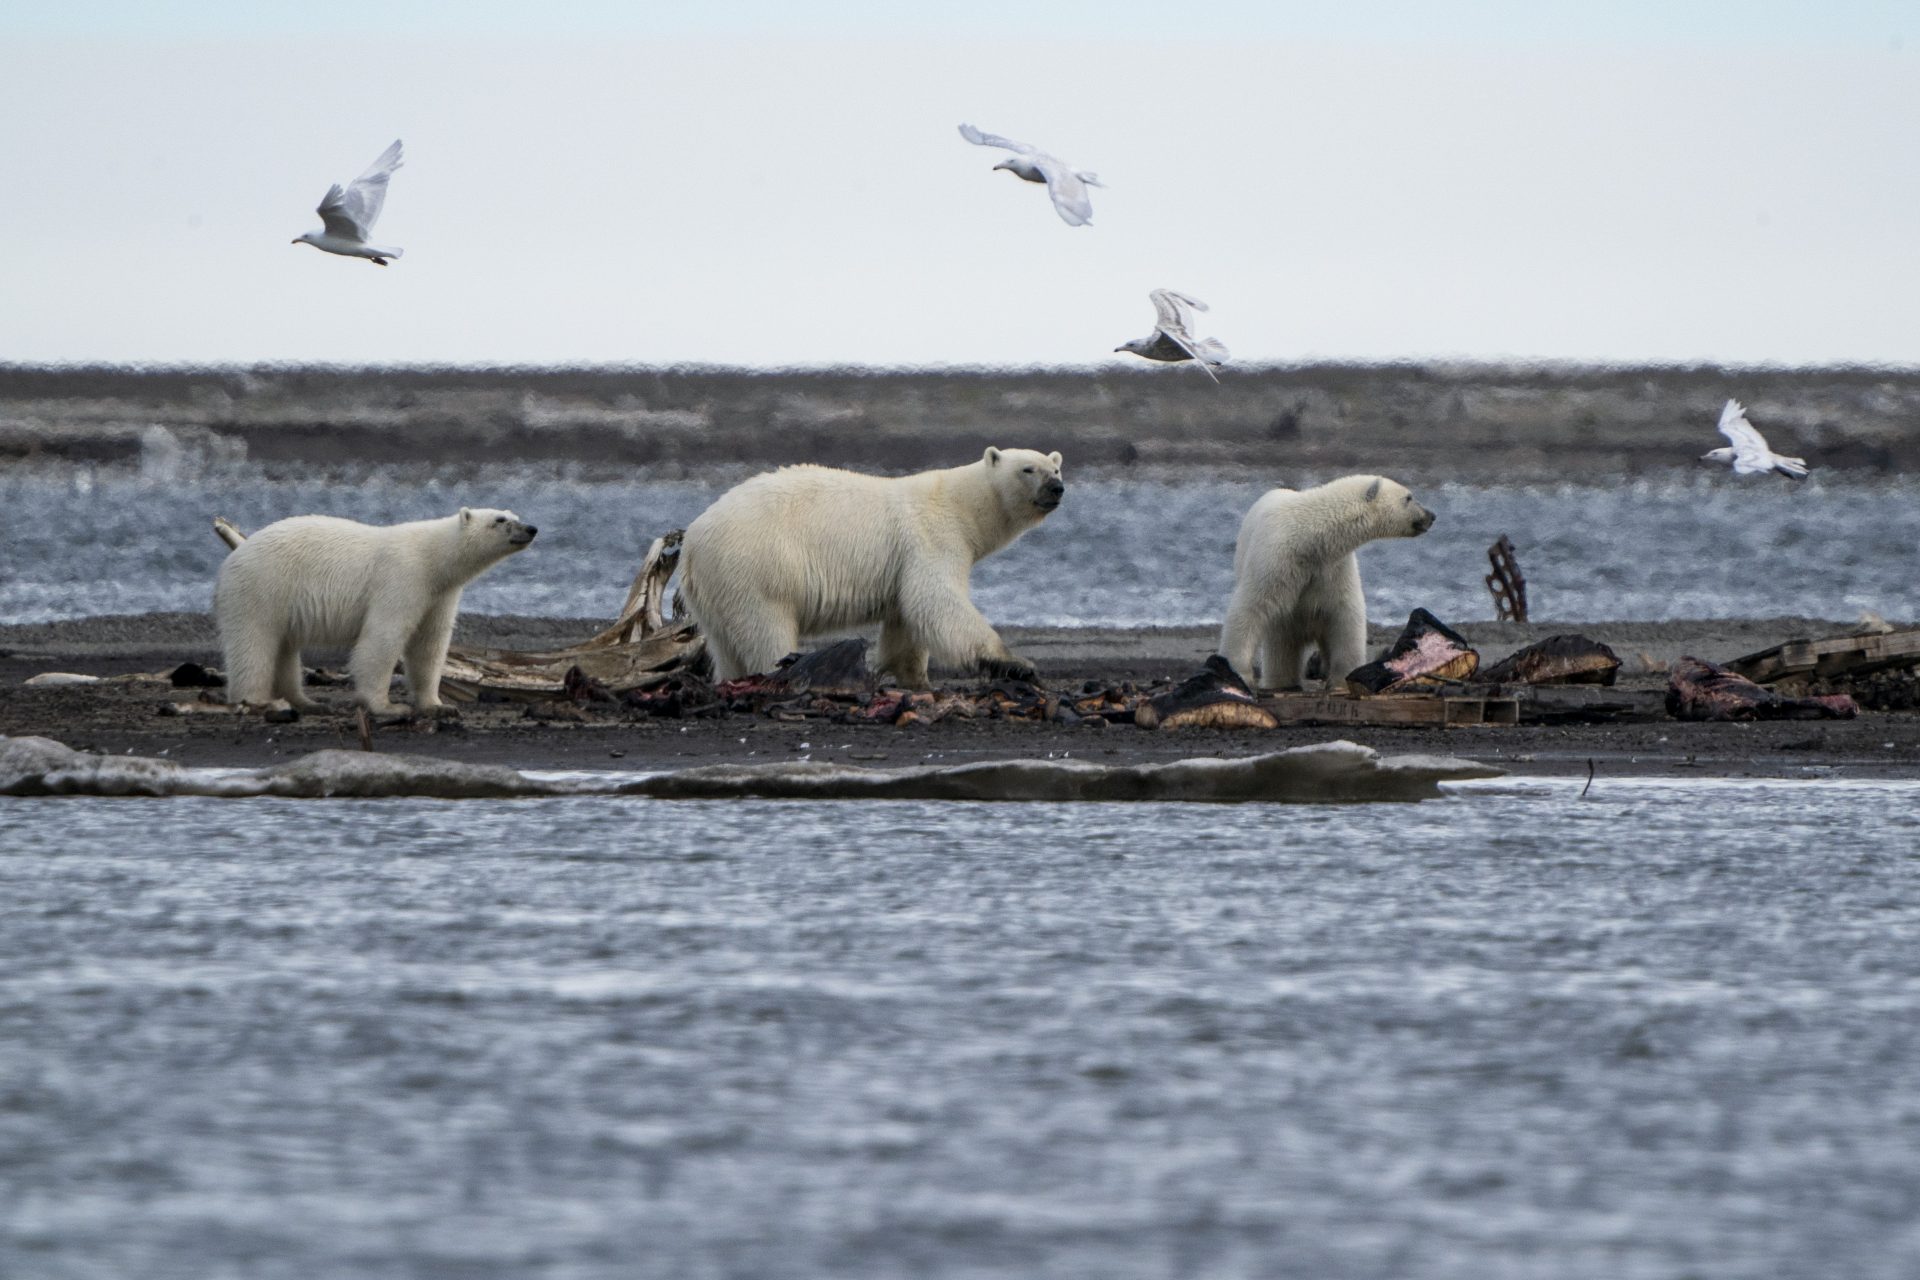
[1043,479,1064,498]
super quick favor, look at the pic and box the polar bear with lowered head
[1219,475,1434,691]
[679,447,1065,687]
[215,508,537,714]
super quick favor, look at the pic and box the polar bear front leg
[905,574,1037,685]
[1320,560,1370,688]
[401,599,459,712]
[348,619,414,715]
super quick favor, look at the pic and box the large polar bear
[1219,475,1434,690]
[215,508,537,714]
[679,447,1065,687]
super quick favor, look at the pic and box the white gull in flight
[957,124,1102,227]
[292,140,405,265]
[1115,289,1229,383]
[1702,399,1808,478]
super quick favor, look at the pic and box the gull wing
[317,139,403,242]
[1716,399,1776,473]
[1150,288,1208,333]
[1030,154,1094,225]
[1146,291,1221,382]
[957,123,1035,155]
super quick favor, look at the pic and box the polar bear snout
[1411,506,1435,535]
[1035,477,1065,511]
[507,522,538,548]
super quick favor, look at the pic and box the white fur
[1219,475,1434,691]
[679,447,1065,687]
[215,508,536,714]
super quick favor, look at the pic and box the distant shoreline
[4,363,1915,479]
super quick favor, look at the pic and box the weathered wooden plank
[1725,629,1920,684]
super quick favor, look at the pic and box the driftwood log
[208,518,705,702]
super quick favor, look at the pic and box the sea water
[4,464,1917,626]
[3,777,1918,1278]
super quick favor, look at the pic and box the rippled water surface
[5,465,1917,625]
[4,779,1919,1279]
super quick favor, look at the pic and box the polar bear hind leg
[273,638,322,710]
[875,616,931,690]
[1258,619,1313,691]
[219,615,283,708]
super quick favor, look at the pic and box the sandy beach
[5,612,1917,782]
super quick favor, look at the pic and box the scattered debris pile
[1666,657,1857,722]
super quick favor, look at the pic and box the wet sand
[5,614,1917,782]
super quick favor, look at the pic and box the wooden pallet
[1724,629,1920,685]
[1259,691,1519,728]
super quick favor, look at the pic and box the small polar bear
[679,447,1065,687]
[215,508,537,714]
[1219,475,1434,691]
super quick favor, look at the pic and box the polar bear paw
[980,655,1040,684]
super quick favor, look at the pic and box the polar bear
[679,447,1065,687]
[1219,475,1434,691]
[215,508,537,714]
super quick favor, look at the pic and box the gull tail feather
[1773,455,1809,479]
[1077,171,1104,188]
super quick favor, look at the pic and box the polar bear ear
[984,446,1002,466]
[1048,451,1062,467]
[460,507,472,523]
[1364,479,1382,502]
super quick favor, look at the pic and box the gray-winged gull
[1702,399,1808,478]
[292,139,405,265]
[957,123,1103,227]
[1115,289,1229,383]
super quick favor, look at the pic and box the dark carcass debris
[562,665,620,704]
[1346,609,1479,695]
[1477,635,1620,687]
[168,662,224,688]
[622,674,726,719]
[765,638,875,699]
[1135,656,1279,731]
[1666,656,1857,722]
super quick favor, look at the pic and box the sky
[2,2,1916,369]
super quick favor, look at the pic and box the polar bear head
[459,507,540,561]
[982,446,1066,518]
[1353,476,1435,538]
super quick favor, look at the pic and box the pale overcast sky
[2,2,1915,368]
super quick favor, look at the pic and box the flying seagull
[292,140,405,265]
[957,123,1103,227]
[1702,398,1808,478]
[1115,289,1229,383]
